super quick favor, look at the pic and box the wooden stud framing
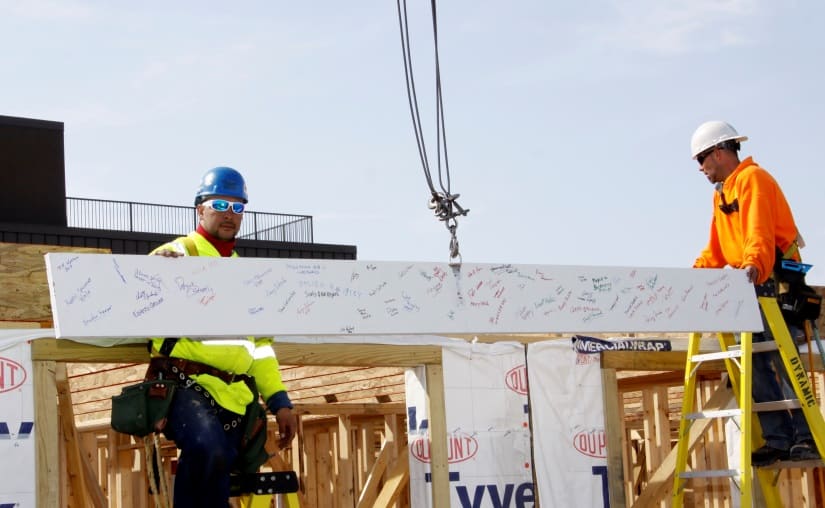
[337,415,355,505]
[34,360,59,507]
[373,447,411,507]
[424,363,449,507]
[602,367,627,508]
[30,338,445,507]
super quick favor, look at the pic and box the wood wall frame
[30,338,449,507]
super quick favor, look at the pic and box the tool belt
[146,356,254,388]
[142,356,270,473]
[770,246,822,327]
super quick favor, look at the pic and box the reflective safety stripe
[253,344,276,360]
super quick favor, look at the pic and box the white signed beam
[45,253,762,339]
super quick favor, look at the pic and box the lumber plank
[316,430,333,506]
[602,351,727,371]
[425,364,449,508]
[0,320,41,329]
[602,368,627,508]
[106,430,118,508]
[617,371,721,392]
[34,361,60,506]
[303,423,317,507]
[337,416,355,506]
[275,343,441,367]
[56,363,92,507]
[284,366,403,391]
[295,402,405,416]
[31,338,441,366]
[372,446,410,508]
[44,254,763,337]
[357,438,393,508]
[360,422,377,492]
[603,350,819,373]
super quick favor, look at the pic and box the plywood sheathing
[0,243,109,323]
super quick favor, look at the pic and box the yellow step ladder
[673,296,825,507]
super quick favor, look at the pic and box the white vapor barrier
[0,330,38,508]
[527,336,670,507]
[406,342,534,507]
[45,253,762,339]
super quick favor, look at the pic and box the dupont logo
[573,429,607,458]
[0,357,27,394]
[410,431,479,464]
[505,364,528,395]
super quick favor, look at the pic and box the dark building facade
[1,114,356,259]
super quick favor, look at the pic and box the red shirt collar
[196,224,237,257]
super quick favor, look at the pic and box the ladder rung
[753,400,801,412]
[690,341,779,363]
[691,350,743,362]
[680,469,739,479]
[730,341,779,353]
[685,408,742,420]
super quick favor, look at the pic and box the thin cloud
[0,0,94,20]
[590,0,771,54]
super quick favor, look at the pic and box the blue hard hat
[194,166,248,205]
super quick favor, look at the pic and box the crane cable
[396,0,469,263]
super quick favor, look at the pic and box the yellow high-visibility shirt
[150,231,289,414]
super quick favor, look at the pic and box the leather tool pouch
[111,380,177,437]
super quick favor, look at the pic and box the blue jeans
[164,385,244,508]
[752,312,812,450]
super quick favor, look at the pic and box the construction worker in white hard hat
[690,120,820,466]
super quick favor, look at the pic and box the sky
[3,1,825,284]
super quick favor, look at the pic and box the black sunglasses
[697,146,718,165]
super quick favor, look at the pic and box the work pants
[752,312,812,450]
[164,384,244,508]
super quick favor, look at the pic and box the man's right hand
[275,407,297,449]
[743,265,760,284]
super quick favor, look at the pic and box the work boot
[790,441,819,461]
[752,445,789,467]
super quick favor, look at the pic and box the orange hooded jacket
[693,157,800,285]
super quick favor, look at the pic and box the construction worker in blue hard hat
[146,166,297,507]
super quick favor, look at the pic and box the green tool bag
[234,400,270,474]
[233,376,270,474]
[111,379,177,437]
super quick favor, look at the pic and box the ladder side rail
[760,297,825,459]
[740,331,755,507]
[672,332,704,508]
[721,332,784,508]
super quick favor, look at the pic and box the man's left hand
[275,407,297,449]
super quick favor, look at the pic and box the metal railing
[67,197,313,243]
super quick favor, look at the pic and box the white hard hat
[690,120,748,159]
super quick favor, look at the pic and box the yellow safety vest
[149,231,289,414]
